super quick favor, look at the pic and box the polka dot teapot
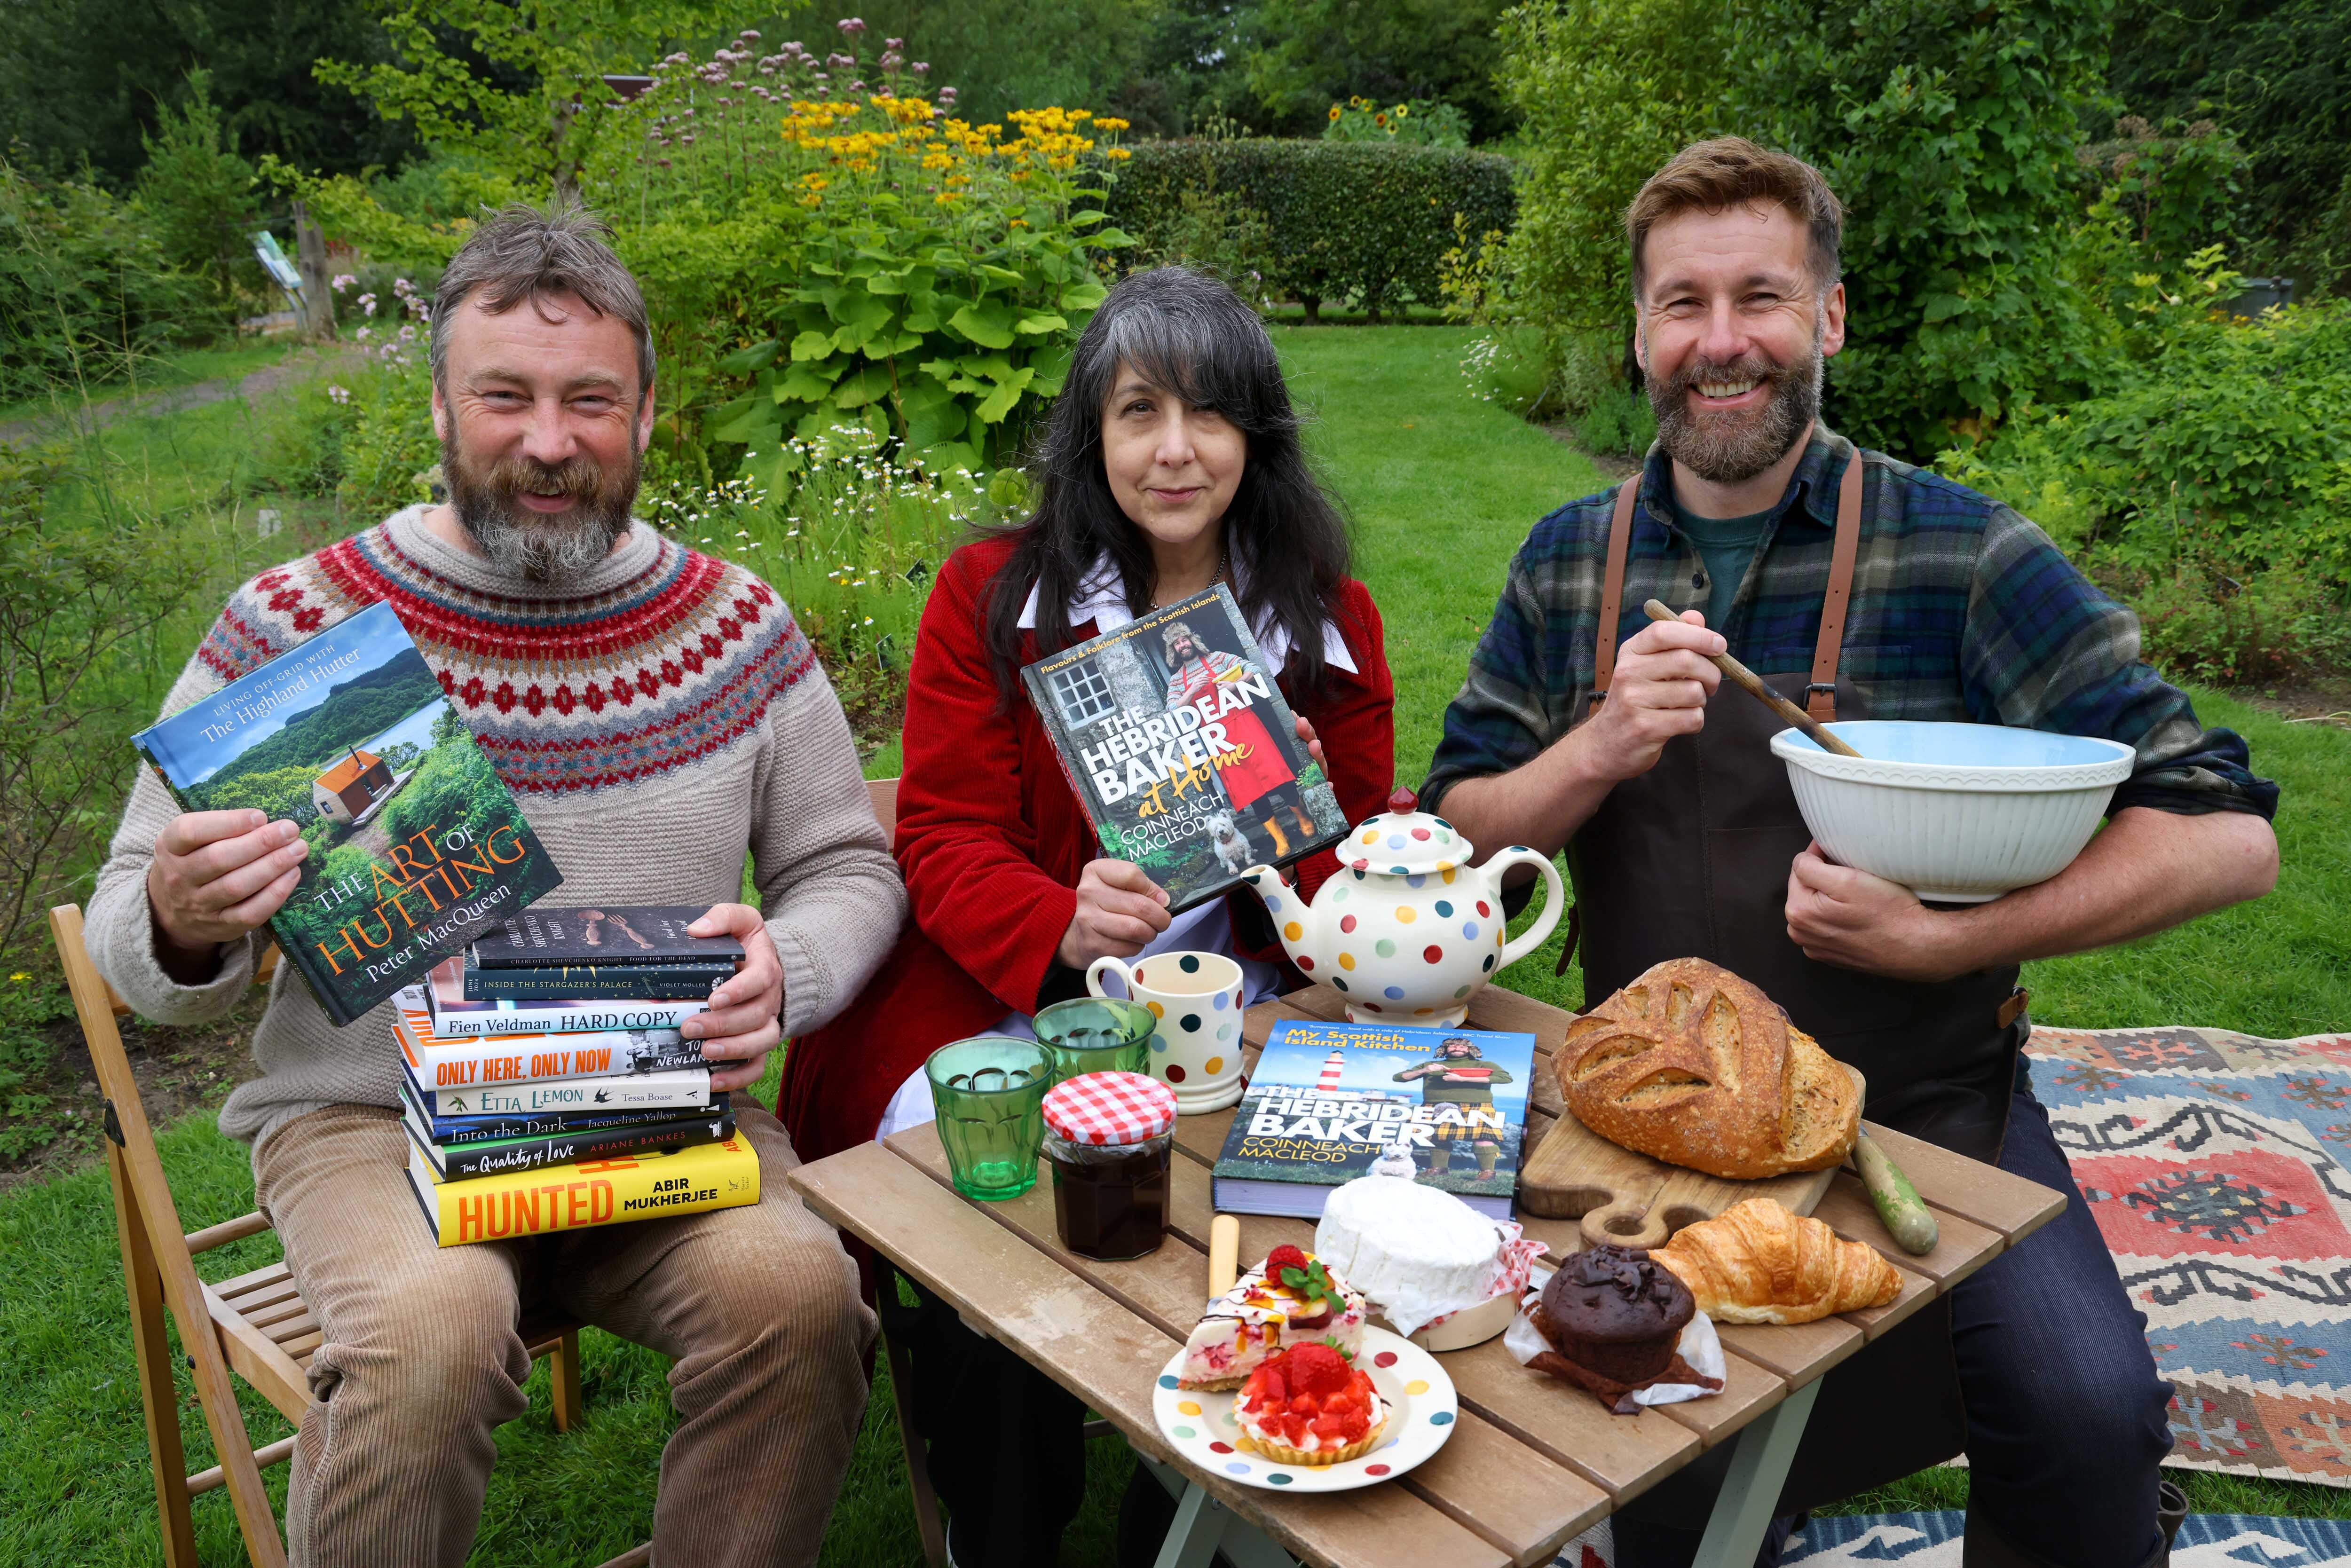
[1240,788,1564,1026]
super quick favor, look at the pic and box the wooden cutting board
[1517,1065,1864,1250]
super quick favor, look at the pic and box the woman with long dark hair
[780,266,1394,1566]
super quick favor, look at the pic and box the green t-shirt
[1669,493,1776,632]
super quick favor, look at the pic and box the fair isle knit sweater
[88,506,907,1155]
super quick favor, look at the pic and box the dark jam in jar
[1045,1134,1171,1261]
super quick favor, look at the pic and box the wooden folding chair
[51,904,647,1568]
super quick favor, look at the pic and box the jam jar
[1040,1070,1177,1261]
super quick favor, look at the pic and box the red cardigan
[780,534,1396,1166]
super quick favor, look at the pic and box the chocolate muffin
[1537,1244,1696,1385]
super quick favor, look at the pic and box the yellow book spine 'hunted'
[407,1133,760,1247]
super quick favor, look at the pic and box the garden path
[0,348,350,448]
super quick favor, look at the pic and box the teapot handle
[1484,846,1565,971]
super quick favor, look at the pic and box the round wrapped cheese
[1313,1176,1506,1337]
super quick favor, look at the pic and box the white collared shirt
[1014,552,1359,675]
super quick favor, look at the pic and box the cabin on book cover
[1214,1021,1535,1203]
[1020,584,1347,911]
[133,599,563,1025]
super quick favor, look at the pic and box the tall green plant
[0,162,207,400]
[134,70,262,332]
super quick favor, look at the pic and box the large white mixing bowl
[1771,721,2136,903]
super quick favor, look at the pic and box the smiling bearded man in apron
[1423,139,2281,1568]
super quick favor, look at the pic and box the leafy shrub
[1575,383,1657,457]
[1322,97,1469,149]
[1108,139,1515,319]
[0,162,209,401]
[132,70,262,335]
[1117,145,1281,307]
[2074,116,2248,271]
[1941,293,2351,680]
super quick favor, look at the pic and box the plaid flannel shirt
[1423,426,2277,822]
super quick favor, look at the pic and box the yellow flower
[1104,146,1132,160]
[1329,104,1342,121]
[8,972,26,982]
[1094,116,1128,132]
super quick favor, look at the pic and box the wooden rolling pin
[1641,599,1863,758]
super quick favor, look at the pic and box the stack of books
[397,906,763,1246]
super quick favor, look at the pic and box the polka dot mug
[1085,951,1248,1114]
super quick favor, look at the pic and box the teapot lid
[1337,788,1474,876]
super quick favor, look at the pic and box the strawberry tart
[1233,1343,1389,1466]
[1176,1244,1368,1391]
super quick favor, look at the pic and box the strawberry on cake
[1233,1343,1389,1466]
[1176,1244,1369,1391]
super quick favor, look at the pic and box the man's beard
[1647,323,1824,485]
[442,427,638,583]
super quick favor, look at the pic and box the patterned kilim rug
[2027,1026,2351,1487]
[1550,1512,2351,1565]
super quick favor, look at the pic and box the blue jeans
[1618,1063,2176,1568]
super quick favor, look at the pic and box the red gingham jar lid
[1042,1071,1177,1146]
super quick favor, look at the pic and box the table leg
[1689,1379,1822,1568]
[1154,1480,1232,1568]
[1136,1452,1300,1568]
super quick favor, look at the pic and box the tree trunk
[293,202,335,343]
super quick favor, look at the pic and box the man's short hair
[1625,137,1844,301]
[427,198,656,397]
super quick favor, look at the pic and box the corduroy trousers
[254,1102,876,1568]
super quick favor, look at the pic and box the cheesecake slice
[1176,1245,1369,1391]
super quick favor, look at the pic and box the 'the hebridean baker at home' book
[131,600,563,1026]
[1209,1019,1535,1221]
[423,955,712,1037]
[1019,583,1349,913]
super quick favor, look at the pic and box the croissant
[1559,958,1860,1180]
[1654,1198,1902,1325]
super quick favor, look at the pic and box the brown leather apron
[1569,456,2028,1510]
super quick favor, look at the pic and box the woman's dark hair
[981,266,1352,702]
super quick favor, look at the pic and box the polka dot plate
[1151,1326,1458,1492]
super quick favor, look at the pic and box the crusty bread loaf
[1557,958,1859,1180]
[1654,1198,1901,1324]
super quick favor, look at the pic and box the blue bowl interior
[1784,720,2132,769]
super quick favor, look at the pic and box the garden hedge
[1106,139,1516,318]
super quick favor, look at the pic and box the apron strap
[1807,454,1864,722]
[1591,475,1641,702]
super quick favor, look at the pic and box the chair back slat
[49,904,291,1568]
[866,775,900,851]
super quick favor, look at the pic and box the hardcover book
[131,599,563,1025]
[406,1134,762,1247]
[1019,583,1348,913]
[394,992,704,1094]
[406,1064,714,1118]
[467,905,745,969]
[424,956,712,1037]
[402,1080,728,1144]
[461,958,737,1001]
[1209,1020,1536,1221]
[401,1088,735,1179]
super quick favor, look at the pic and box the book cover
[131,599,563,1026]
[400,1087,735,1178]
[405,1063,714,1117]
[1019,583,1348,913]
[467,905,745,969]
[1209,1020,1536,1221]
[394,992,705,1094]
[406,1134,762,1248]
[400,1076,727,1144]
[424,956,712,1037]
[461,957,737,1001]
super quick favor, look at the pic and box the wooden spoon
[1208,1213,1240,1299]
[1641,599,1863,758]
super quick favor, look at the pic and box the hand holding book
[147,810,314,982]
[680,902,784,1093]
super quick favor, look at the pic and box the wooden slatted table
[790,985,2066,1568]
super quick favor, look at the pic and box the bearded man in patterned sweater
[87,203,906,1568]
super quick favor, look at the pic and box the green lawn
[0,339,308,429]
[5,323,2348,1564]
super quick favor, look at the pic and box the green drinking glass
[1033,997,1157,1086]
[925,1037,1052,1201]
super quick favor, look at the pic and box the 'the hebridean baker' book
[1020,583,1348,912]
[132,600,563,1026]
[1209,1020,1536,1221]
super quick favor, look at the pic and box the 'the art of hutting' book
[1020,584,1348,913]
[131,600,563,1025]
[1209,1020,1537,1221]
[406,1135,761,1247]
